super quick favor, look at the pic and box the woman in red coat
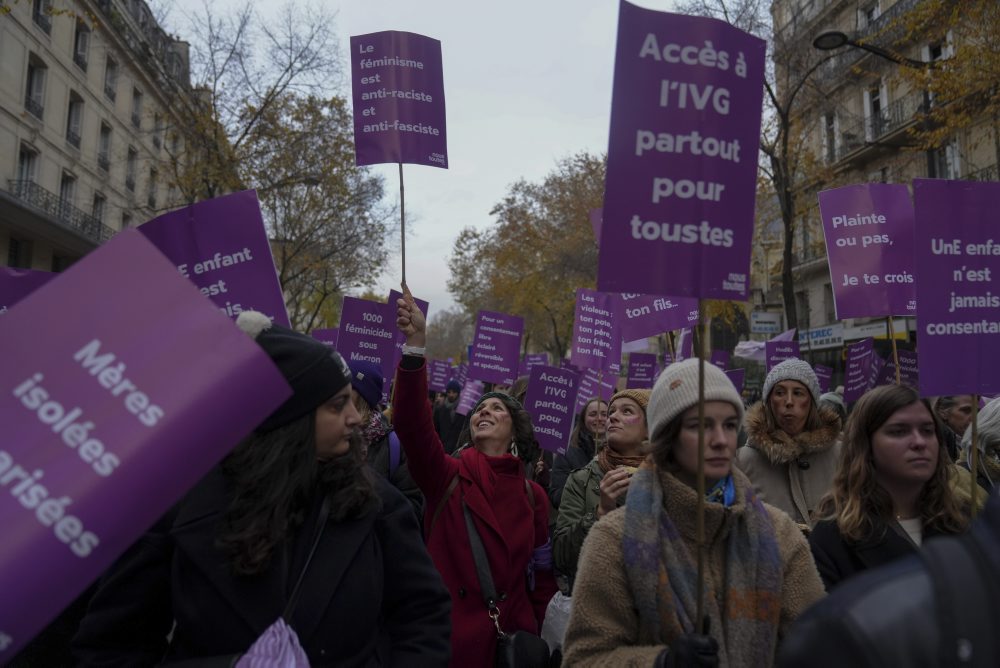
[394,289,558,666]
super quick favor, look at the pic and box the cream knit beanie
[647,358,745,442]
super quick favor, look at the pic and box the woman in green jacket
[554,389,649,588]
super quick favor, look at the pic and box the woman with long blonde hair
[809,384,968,591]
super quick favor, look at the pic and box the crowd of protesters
[9,288,1000,667]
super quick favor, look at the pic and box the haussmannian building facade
[0,0,194,273]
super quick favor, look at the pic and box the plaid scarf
[622,463,783,668]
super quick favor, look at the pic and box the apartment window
[92,193,106,223]
[25,55,47,119]
[864,82,887,140]
[931,140,961,179]
[821,112,838,164]
[153,113,163,149]
[66,91,84,149]
[32,0,52,34]
[121,212,132,229]
[795,290,810,328]
[59,173,77,220]
[125,147,137,191]
[8,238,34,269]
[147,168,158,209]
[98,123,111,171]
[51,255,74,272]
[17,145,38,183]
[73,22,90,71]
[131,88,143,128]
[104,57,118,101]
[859,2,880,28]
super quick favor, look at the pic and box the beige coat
[736,403,842,528]
[562,468,825,667]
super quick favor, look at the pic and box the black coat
[809,517,946,591]
[548,432,596,509]
[432,401,466,455]
[73,469,451,666]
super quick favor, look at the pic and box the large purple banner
[0,267,54,315]
[914,179,1000,396]
[618,292,700,342]
[597,2,766,298]
[571,289,622,372]
[0,230,290,661]
[818,184,917,319]
[469,310,523,385]
[844,338,875,404]
[139,190,289,326]
[523,366,581,455]
[626,352,657,389]
[350,31,448,169]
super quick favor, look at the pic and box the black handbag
[462,500,552,668]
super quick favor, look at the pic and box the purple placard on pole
[469,310,523,385]
[710,350,730,371]
[914,179,1000,396]
[765,340,800,372]
[139,190,289,326]
[388,289,430,371]
[676,328,694,361]
[597,2,766,298]
[0,230,290,661]
[590,209,603,246]
[454,363,468,386]
[350,31,448,169]
[575,367,617,413]
[818,184,917,319]
[337,297,397,401]
[724,368,745,394]
[571,289,622,373]
[455,379,485,416]
[618,292,700,342]
[428,359,452,392]
[867,354,886,392]
[875,349,919,388]
[523,365,581,455]
[844,338,875,404]
[813,364,833,393]
[311,328,339,348]
[627,352,658,389]
[0,267,55,315]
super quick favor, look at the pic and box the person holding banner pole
[393,289,557,667]
[737,359,843,530]
[73,312,451,665]
[563,359,824,667]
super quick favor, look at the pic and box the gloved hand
[655,619,719,668]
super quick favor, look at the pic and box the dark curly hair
[217,412,379,575]
[456,392,539,467]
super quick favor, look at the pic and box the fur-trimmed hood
[744,401,841,465]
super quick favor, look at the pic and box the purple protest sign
[575,367,617,413]
[867,355,886,392]
[523,366,581,455]
[819,184,917,319]
[813,364,833,393]
[618,292,700,342]
[597,2,766,298]
[571,289,622,373]
[914,179,1000,396]
[350,31,448,169]
[724,368,745,394]
[0,267,54,315]
[765,340,800,372]
[0,230,290,661]
[710,350,730,371]
[311,328,339,348]
[676,328,694,361]
[844,338,875,404]
[455,363,468,386]
[388,289,430,371]
[590,209,603,246]
[139,191,289,326]
[337,297,396,400]
[875,349,919,388]
[428,359,452,392]
[627,352,657,389]
[561,358,580,372]
[469,310,523,385]
[456,379,485,416]
[519,352,550,378]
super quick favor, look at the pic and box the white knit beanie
[762,358,821,405]
[647,358,745,442]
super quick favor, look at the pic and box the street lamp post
[812,30,937,176]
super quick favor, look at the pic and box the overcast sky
[167,0,678,321]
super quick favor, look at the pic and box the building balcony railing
[830,92,927,163]
[104,82,117,101]
[7,180,115,245]
[97,153,110,172]
[66,129,81,149]
[73,52,88,72]
[24,96,44,120]
[964,164,998,182]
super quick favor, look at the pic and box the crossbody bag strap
[282,495,331,622]
[427,475,459,538]
[462,499,506,637]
